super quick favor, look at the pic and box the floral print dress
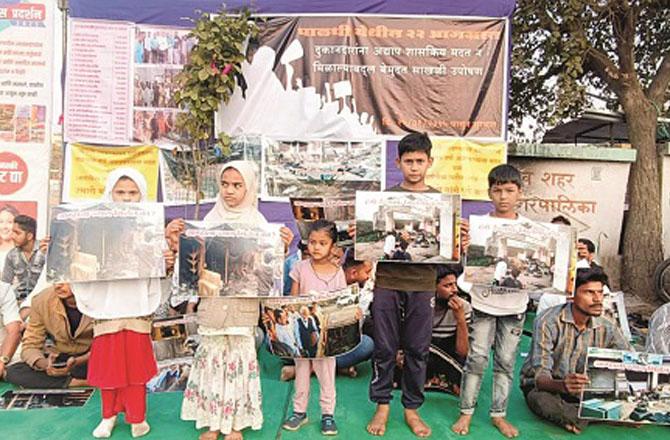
[180,330,263,433]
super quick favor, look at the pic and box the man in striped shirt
[427,265,472,394]
[520,267,631,434]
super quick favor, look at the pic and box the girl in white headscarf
[178,161,292,440]
[72,167,174,439]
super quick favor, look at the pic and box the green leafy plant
[173,7,259,218]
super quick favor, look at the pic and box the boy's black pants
[369,288,433,409]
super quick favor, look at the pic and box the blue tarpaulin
[68,1,516,24]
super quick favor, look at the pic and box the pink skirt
[88,330,157,389]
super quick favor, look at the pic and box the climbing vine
[172,7,258,217]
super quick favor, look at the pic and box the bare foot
[199,430,220,440]
[451,414,472,436]
[491,417,519,438]
[366,404,390,436]
[338,366,358,377]
[404,409,431,438]
[280,366,295,381]
[69,378,89,387]
[223,430,243,440]
[564,424,581,435]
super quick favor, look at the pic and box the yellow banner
[426,139,506,200]
[67,144,159,201]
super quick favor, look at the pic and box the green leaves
[174,7,258,148]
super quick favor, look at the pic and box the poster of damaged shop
[354,191,461,263]
[262,139,383,200]
[46,203,166,282]
[579,348,670,425]
[178,221,284,297]
[465,216,577,295]
[147,314,199,393]
[261,286,361,359]
[290,196,355,246]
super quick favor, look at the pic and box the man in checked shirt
[519,267,631,434]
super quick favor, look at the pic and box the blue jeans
[336,335,374,369]
[459,310,525,417]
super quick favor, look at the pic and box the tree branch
[612,3,637,79]
[646,52,670,103]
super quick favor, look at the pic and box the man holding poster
[519,267,631,434]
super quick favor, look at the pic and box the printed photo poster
[426,139,506,200]
[354,191,461,263]
[0,389,95,410]
[132,25,195,145]
[0,0,56,237]
[261,286,361,359]
[178,221,284,297]
[62,143,159,202]
[217,15,507,139]
[0,201,37,271]
[46,202,166,282]
[465,215,577,294]
[290,196,354,246]
[262,138,383,200]
[160,135,263,205]
[579,348,670,425]
[147,315,199,393]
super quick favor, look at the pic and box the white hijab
[71,168,161,320]
[199,161,267,336]
[204,160,267,226]
[102,167,148,202]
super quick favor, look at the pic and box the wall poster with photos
[147,314,199,393]
[46,203,166,282]
[290,196,354,246]
[465,215,577,294]
[354,191,461,263]
[261,286,361,359]
[178,221,284,297]
[579,348,670,425]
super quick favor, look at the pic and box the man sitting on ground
[337,252,374,377]
[520,267,631,434]
[5,283,93,388]
[1,215,46,302]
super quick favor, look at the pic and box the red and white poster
[0,0,55,248]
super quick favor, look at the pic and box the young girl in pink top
[283,220,345,436]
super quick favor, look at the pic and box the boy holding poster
[365,133,440,438]
[452,164,527,438]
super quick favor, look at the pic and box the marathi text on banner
[63,143,159,202]
[0,0,55,238]
[426,139,506,200]
[64,19,134,144]
[217,15,507,139]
